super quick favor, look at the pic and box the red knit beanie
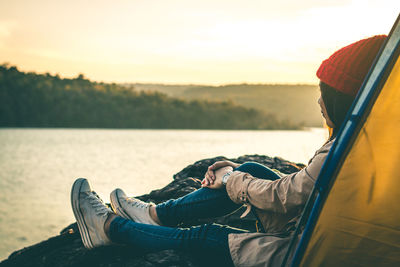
[317,35,387,96]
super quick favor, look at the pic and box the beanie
[317,35,387,96]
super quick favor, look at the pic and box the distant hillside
[0,65,301,130]
[125,83,196,96]
[126,83,323,127]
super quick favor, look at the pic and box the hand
[201,166,233,189]
[202,160,239,187]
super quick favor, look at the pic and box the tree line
[0,64,300,129]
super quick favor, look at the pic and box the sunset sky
[0,0,398,84]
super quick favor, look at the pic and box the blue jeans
[109,162,281,266]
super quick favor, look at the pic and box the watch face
[222,172,231,185]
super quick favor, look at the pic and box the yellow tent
[284,14,400,266]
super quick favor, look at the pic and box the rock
[172,155,304,182]
[0,155,304,267]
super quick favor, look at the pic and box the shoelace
[125,198,147,209]
[86,191,110,217]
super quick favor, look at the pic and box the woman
[70,35,386,267]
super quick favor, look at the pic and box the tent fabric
[299,52,400,266]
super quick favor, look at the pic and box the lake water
[0,128,328,260]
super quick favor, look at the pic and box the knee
[235,162,260,172]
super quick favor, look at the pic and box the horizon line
[1,63,319,87]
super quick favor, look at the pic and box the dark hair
[320,82,355,138]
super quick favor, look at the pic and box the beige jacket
[226,139,334,267]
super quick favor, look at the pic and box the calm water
[0,128,328,260]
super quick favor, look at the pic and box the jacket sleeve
[225,146,330,214]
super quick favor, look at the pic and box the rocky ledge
[0,155,304,267]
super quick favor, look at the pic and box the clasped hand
[201,160,239,189]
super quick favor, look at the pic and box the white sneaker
[110,188,159,225]
[71,178,112,249]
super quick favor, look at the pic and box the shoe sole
[71,178,94,249]
[110,189,134,221]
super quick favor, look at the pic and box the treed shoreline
[0,64,306,130]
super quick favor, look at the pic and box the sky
[0,0,398,85]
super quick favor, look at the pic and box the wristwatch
[222,171,233,185]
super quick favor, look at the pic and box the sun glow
[0,0,398,84]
